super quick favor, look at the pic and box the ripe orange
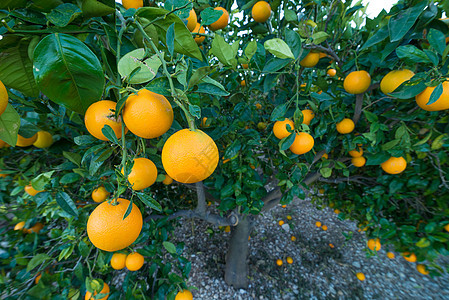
[87,198,143,252]
[25,185,43,196]
[301,109,315,125]
[276,259,283,266]
[334,209,340,214]
[381,156,407,174]
[291,236,296,241]
[29,222,44,233]
[241,80,246,86]
[14,221,25,231]
[415,81,449,111]
[380,69,415,94]
[349,147,363,157]
[162,174,173,185]
[85,282,109,300]
[367,238,381,251]
[416,264,429,275]
[329,243,335,248]
[0,139,9,148]
[286,257,293,264]
[242,63,249,69]
[289,132,314,155]
[322,225,328,231]
[33,131,53,148]
[278,220,284,226]
[315,221,322,227]
[336,118,355,134]
[122,157,158,190]
[162,129,219,184]
[327,68,337,77]
[35,273,41,284]
[0,80,8,116]
[356,272,365,281]
[92,186,110,203]
[123,89,173,139]
[85,100,127,141]
[351,156,366,167]
[126,252,145,271]
[110,253,127,270]
[224,225,231,232]
[193,23,205,44]
[16,134,38,147]
[386,252,395,259]
[300,52,320,68]
[122,0,143,10]
[175,289,193,300]
[282,204,287,208]
[321,153,328,159]
[252,1,271,23]
[209,7,229,31]
[343,70,371,94]
[186,9,197,32]
[273,118,295,139]
[445,224,449,232]
[402,252,417,262]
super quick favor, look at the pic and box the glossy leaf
[264,38,295,59]
[118,49,161,84]
[0,104,20,146]
[46,3,82,27]
[388,2,425,42]
[200,7,223,25]
[56,191,79,217]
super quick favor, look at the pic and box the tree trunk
[224,215,252,289]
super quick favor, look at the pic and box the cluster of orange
[13,220,44,234]
[110,252,144,271]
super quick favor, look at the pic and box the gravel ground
[172,196,449,299]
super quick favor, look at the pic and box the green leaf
[396,45,430,64]
[360,26,389,50]
[416,237,430,248]
[101,125,119,144]
[0,37,39,97]
[320,167,332,178]
[284,9,297,22]
[381,139,400,151]
[188,66,213,89]
[33,33,105,115]
[166,23,175,56]
[59,173,82,184]
[363,110,378,122]
[63,151,81,166]
[31,171,55,191]
[279,132,295,151]
[389,76,426,99]
[163,241,176,254]
[244,41,257,61]
[137,193,162,211]
[136,7,202,61]
[427,83,443,106]
[118,49,161,84]
[211,35,238,67]
[55,191,79,217]
[270,103,287,121]
[46,3,82,27]
[200,7,223,25]
[285,29,301,59]
[311,31,329,44]
[123,200,133,220]
[81,0,115,18]
[0,104,20,146]
[388,2,425,42]
[427,28,446,56]
[264,38,295,59]
[195,76,229,96]
[26,254,50,272]
[74,135,96,145]
[189,104,201,119]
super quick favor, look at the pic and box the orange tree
[0,0,449,298]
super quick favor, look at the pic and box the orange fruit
[278,220,284,226]
[286,215,292,220]
[444,224,449,232]
[16,134,38,147]
[334,209,340,214]
[315,221,322,227]
[200,117,209,128]
[386,252,395,259]
[162,129,219,184]
[300,52,320,68]
[0,139,9,148]
[14,221,25,231]
[276,259,283,266]
[209,7,229,31]
[291,236,296,241]
[322,153,328,159]
[175,289,193,300]
[286,257,293,264]
[35,273,41,284]
[349,147,363,157]
[84,100,127,141]
[336,118,355,134]
[25,185,43,196]
[415,81,449,111]
[322,225,328,231]
[318,51,327,58]
[224,225,231,232]
[122,157,158,191]
[343,70,371,94]
[381,156,407,174]
[223,158,230,164]
[241,80,246,86]
[85,282,109,300]
[123,89,173,139]
[92,186,110,203]
[356,272,365,281]
[289,132,314,155]
[367,238,381,251]
[380,69,415,94]
[282,204,287,208]
[301,109,315,125]
[416,264,429,275]
[193,23,206,44]
[242,63,249,69]
[126,252,144,271]
[319,189,324,194]
[122,0,143,10]
[402,252,417,262]
[329,243,335,248]
[273,118,295,139]
[0,79,8,116]
[162,174,173,185]
[87,198,143,252]
[33,131,53,148]
[252,1,271,23]
[351,156,366,167]
[29,222,44,233]
[110,253,127,270]
[327,68,337,77]
[186,9,197,32]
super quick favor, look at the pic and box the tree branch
[145,209,238,226]
[304,43,340,63]
[352,93,364,125]
[195,181,206,215]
